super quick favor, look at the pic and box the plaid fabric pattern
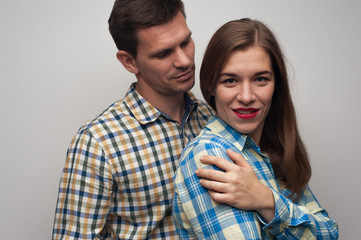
[173,116,339,239]
[52,83,214,239]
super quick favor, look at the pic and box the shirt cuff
[256,188,291,234]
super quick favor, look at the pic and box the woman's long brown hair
[200,18,311,200]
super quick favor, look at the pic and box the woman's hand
[195,149,275,222]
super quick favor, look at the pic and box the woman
[172,18,338,239]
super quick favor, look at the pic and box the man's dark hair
[108,0,185,57]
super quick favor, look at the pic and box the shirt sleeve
[52,130,113,239]
[172,142,264,240]
[259,185,339,239]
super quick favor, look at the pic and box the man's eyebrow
[150,32,192,58]
[182,32,192,43]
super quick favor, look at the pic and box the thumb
[226,149,248,167]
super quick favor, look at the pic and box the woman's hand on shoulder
[195,149,275,222]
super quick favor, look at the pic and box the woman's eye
[255,77,266,82]
[223,78,236,84]
[254,77,269,84]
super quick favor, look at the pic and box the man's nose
[173,48,191,68]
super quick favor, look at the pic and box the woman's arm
[197,150,339,239]
[266,186,339,239]
[172,143,264,239]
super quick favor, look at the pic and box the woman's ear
[209,86,215,97]
[116,50,139,74]
[209,86,216,111]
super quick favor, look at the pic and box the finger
[195,168,227,183]
[208,190,233,205]
[226,149,248,167]
[208,190,223,203]
[200,155,236,172]
[199,179,227,193]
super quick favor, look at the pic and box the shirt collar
[206,116,263,155]
[124,82,198,125]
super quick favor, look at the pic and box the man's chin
[180,78,195,92]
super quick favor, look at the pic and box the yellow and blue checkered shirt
[173,116,339,239]
[52,83,214,239]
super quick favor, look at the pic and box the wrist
[255,186,275,223]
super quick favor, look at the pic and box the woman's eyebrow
[254,71,273,76]
[219,72,237,77]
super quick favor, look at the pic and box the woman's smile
[233,108,259,119]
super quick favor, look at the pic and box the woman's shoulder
[180,131,233,168]
[188,129,233,151]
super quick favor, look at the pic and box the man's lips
[172,69,194,81]
[233,108,259,119]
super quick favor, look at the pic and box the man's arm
[52,130,113,239]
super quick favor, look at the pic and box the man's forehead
[136,12,191,51]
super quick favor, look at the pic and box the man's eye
[156,51,170,59]
[181,40,189,48]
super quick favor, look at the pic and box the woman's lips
[233,108,259,119]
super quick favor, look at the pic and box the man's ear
[116,50,139,74]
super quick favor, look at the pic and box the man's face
[133,11,195,99]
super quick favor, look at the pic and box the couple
[53,0,338,239]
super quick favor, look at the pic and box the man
[52,0,214,239]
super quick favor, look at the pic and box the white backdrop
[1,0,360,239]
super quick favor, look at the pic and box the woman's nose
[236,82,255,104]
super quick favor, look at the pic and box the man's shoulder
[76,91,144,137]
[76,83,143,135]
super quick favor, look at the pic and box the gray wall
[1,0,360,239]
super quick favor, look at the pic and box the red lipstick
[233,108,259,119]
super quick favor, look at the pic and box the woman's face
[214,46,275,145]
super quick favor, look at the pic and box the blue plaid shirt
[173,116,339,239]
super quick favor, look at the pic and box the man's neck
[135,84,186,124]
[161,95,186,124]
